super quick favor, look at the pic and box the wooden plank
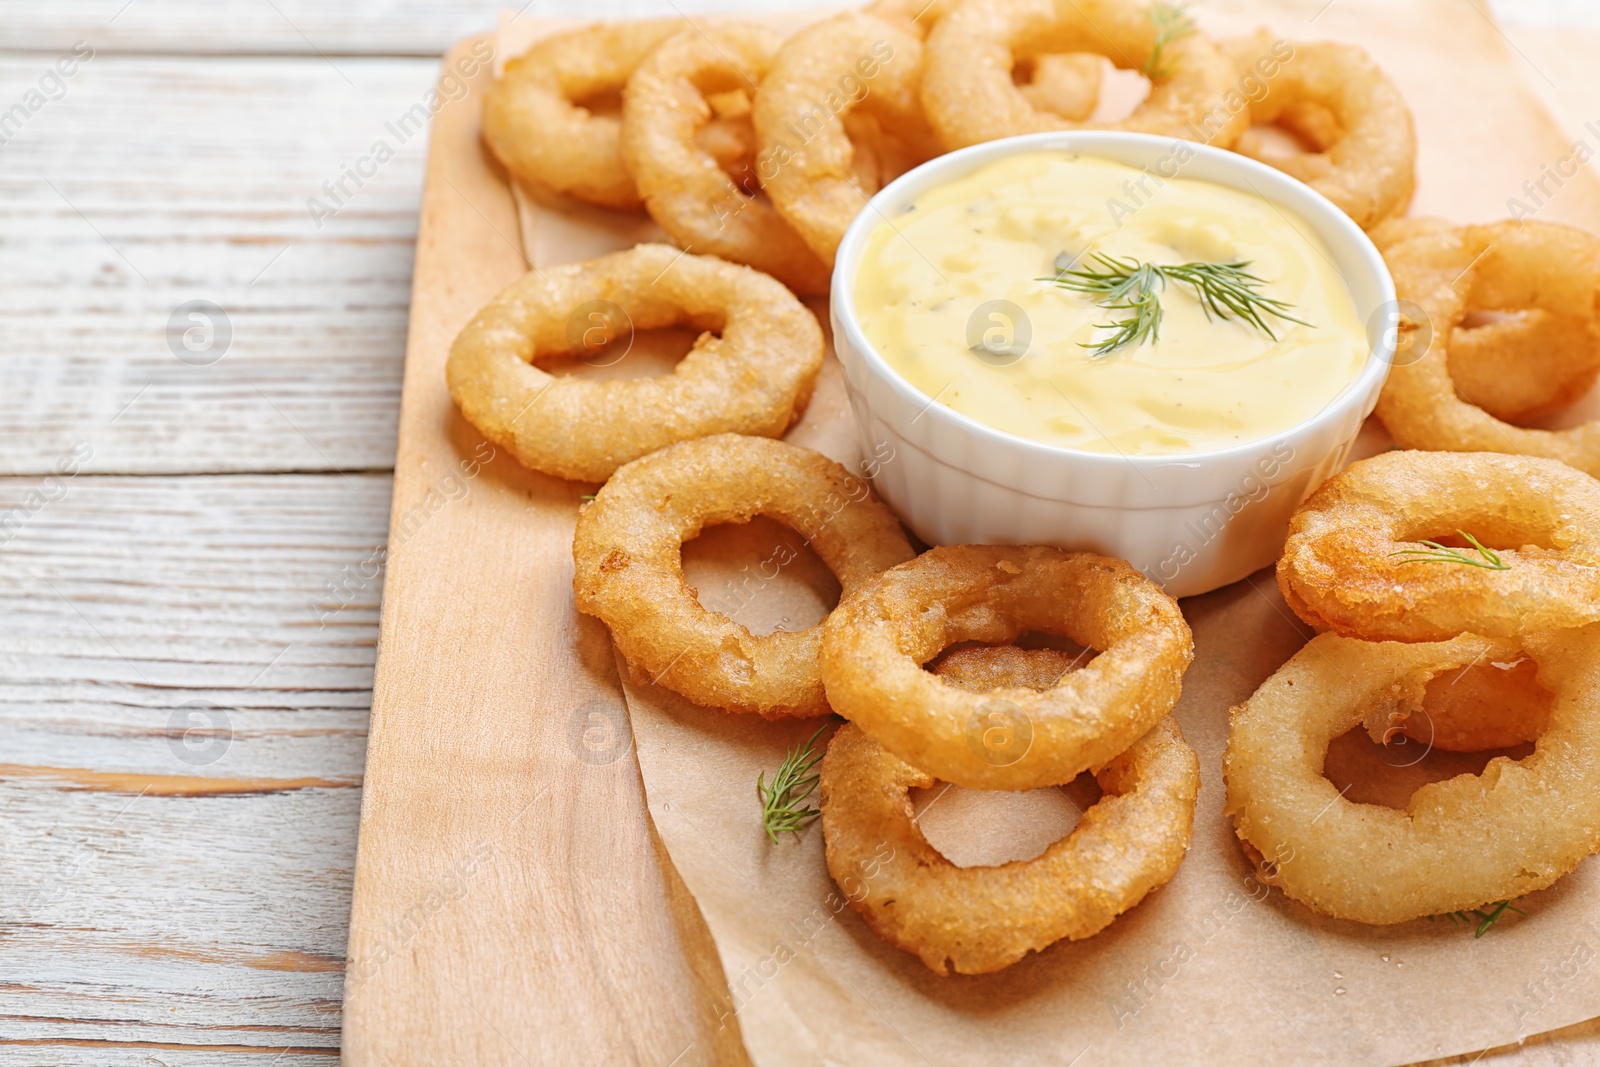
[0,472,389,776]
[340,39,747,1067]
[0,1047,334,1065]
[0,55,441,476]
[0,0,822,56]
[0,1,503,56]
[0,472,386,1051]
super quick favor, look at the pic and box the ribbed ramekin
[830,131,1395,598]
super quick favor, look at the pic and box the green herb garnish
[1428,900,1525,937]
[1044,253,1312,357]
[1389,530,1509,570]
[758,724,828,843]
[1142,2,1196,78]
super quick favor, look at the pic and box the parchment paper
[497,3,1600,1064]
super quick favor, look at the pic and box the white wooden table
[1,2,1597,1064]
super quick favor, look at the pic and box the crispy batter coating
[1224,33,1416,230]
[1371,217,1600,423]
[1449,311,1600,424]
[822,705,1199,975]
[820,545,1193,790]
[1277,450,1600,642]
[1381,654,1551,753]
[751,11,937,267]
[866,0,962,38]
[1377,220,1600,473]
[622,24,831,295]
[920,0,1247,151]
[446,244,823,482]
[1225,629,1600,924]
[1367,215,1452,251]
[483,21,679,211]
[572,434,914,717]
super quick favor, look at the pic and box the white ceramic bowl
[830,131,1395,598]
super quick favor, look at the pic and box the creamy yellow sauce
[853,153,1369,455]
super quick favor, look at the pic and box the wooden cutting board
[338,36,748,1067]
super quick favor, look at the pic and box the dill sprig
[1389,530,1509,570]
[1428,900,1525,937]
[1142,2,1196,78]
[1044,253,1312,358]
[758,724,828,843]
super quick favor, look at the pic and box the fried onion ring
[1450,310,1600,424]
[920,0,1247,151]
[1224,629,1600,924]
[482,21,678,211]
[446,245,823,482]
[751,11,937,267]
[621,24,831,295]
[822,715,1197,974]
[1367,215,1453,252]
[1377,220,1600,472]
[1371,218,1600,422]
[819,545,1193,790]
[1277,450,1600,642]
[572,434,914,717]
[1223,33,1416,230]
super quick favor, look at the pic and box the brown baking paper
[498,3,1600,1063]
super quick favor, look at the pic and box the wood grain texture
[338,40,748,1067]
[0,54,431,476]
[0,0,822,55]
[0,0,504,55]
[0,473,386,1057]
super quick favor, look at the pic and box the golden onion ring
[621,24,831,295]
[821,646,1198,975]
[572,434,914,717]
[1450,310,1600,424]
[1225,629,1600,924]
[920,0,1247,151]
[1371,217,1600,423]
[1367,215,1453,251]
[751,11,937,267]
[1377,220,1600,474]
[871,0,1108,123]
[1223,33,1416,231]
[1277,450,1600,642]
[446,244,823,482]
[482,21,678,211]
[820,545,1193,790]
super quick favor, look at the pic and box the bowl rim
[829,130,1397,472]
